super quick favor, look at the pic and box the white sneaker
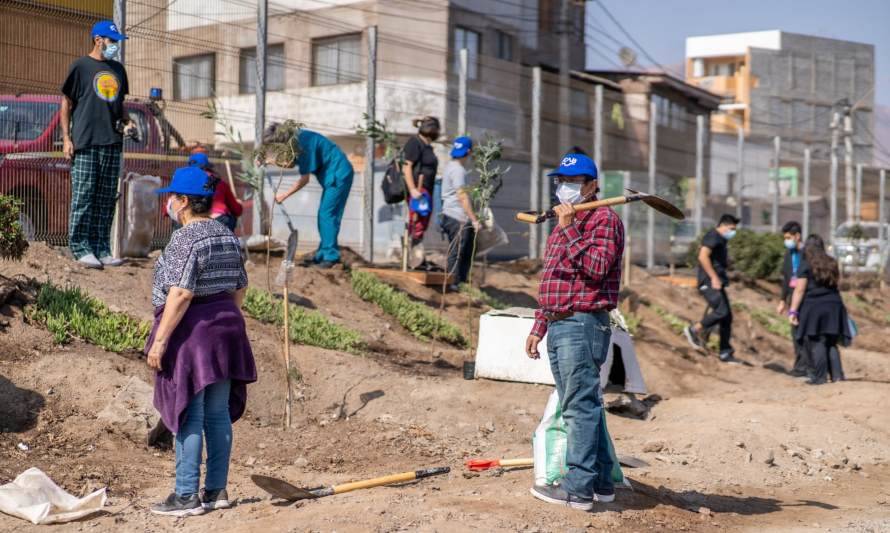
[99,255,124,267]
[77,253,103,269]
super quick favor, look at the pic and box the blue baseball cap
[450,136,472,158]
[156,166,216,196]
[548,153,598,181]
[188,152,210,169]
[409,191,432,217]
[91,20,127,41]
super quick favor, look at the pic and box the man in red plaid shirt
[525,153,624,511]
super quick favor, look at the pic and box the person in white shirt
[439,136,480,290]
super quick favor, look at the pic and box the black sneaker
[719,351,742,364]
[150,493,206,517]
[594,486,616,503]
[200,488,231,510]
[530,485,594,511]
[683,324,703,350]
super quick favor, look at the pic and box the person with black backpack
[402,117,441,246]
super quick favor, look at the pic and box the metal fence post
[111,0,126,259]
[736,125,744,222]
[529,67,541,259]
[695,114,704,236]
[803,147,811,238]
[594,84,603,166]
[880,168,886,288]
[772,135,780,232]
[255,0,268,235]
[855,163,863,222]
[647,99,656,269]
[458,48,467,135]
[363,26,377,262]
[830,111,840,248]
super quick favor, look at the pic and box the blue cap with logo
[188,152,210,169]
[91,20,128,41]
[548,153,598,181]
[409,191,432,217]
[156,166,216,197]
[450,136,473,158]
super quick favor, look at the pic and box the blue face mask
[784,239,797,250]
[102,42,119,60]
[723,229,737,240]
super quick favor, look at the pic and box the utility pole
[256,0,268,234]
[830,111,840,247]
[529,67,542,259]
[802,147,811,239]
[647,99,656,269]
[113,0,125,62]
[695,114,704,236]
[736,124,744,222]
[593,84,603,166]
[362,26,377,263]
[843,102,854,223]
[458,48,468,135]
[855,163,863,222]
[771,135,781,232]
[558,0,570,154]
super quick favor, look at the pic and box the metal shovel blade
[251,474,319,502]
[625,188,685,220]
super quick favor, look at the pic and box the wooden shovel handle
[515,196,631,224]
[331,467,450,495]
[498,458,534,467]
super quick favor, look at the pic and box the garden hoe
[515,188,684,224]
[251,466,450,502]
[466,456,648,471]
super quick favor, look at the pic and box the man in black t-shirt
[683,214,740,362]
[61,20,133,269]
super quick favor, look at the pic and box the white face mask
[555,182,583,205]
[167,197,186,225]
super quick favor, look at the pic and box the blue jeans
[315,172,354,263]
[175,380,232,496]
[546,311,614,498]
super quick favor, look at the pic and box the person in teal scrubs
[264,125,354,268]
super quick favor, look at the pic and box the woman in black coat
[787,235,850,385]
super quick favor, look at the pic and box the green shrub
[458,283,508,310]
[686,229,784,280]
[351,271,467,347]
[0,195,28,261]
[27,284,150,352]
[242,287,364,353]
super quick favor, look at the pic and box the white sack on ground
[0,467,106,525]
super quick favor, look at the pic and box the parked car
[0,94,251,249]
[832,221,889,273]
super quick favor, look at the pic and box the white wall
[686,30,782,59]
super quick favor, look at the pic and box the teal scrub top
[295,130,354,188]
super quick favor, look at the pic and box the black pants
[440,215,476,285]
[790,323,811,374]
[805,335,845,384]
[699,287,733,355]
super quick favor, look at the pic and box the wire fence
[0,0,886,270]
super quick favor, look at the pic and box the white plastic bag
[0,467,106,524]
[532,390,627,487]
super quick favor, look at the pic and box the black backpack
[381,155,407,204]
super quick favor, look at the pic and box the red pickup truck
[0,94,252,249]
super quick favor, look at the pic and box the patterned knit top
[151,219,247,307]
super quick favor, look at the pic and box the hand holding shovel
[516,189,684,224]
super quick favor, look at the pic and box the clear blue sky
[585,0,890,107]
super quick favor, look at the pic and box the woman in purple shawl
[146,166,257,517]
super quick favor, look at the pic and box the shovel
[466,455,649,472]
[251,466,450,502]
[515,188,684,224]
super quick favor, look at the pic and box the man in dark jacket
[777,221,810,377]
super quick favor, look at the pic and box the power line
[591,0,684,78]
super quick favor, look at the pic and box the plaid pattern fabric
[68,144,122,259]
[530,206,625,338]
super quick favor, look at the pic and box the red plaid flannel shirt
[530,206,625,338]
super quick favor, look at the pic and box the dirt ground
[1,243,889,532]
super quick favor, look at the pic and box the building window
[312,34,362,86]
[495,30,514,62]
[453,26,480,80]
[173,53,214,100]
[571,89,587,118]
[652,94,670,127]
[240,44,285,94]
[706,62,736,77]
